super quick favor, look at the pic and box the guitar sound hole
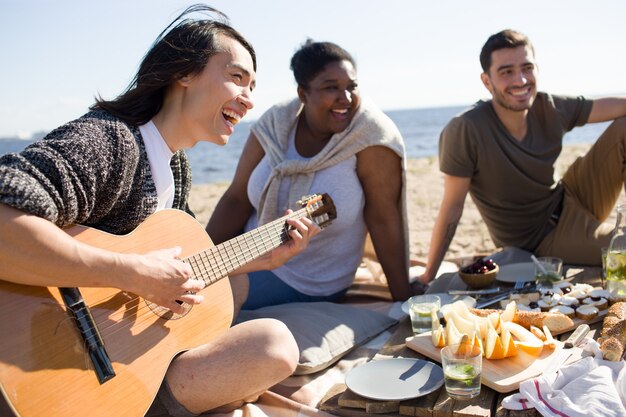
[146,300,192,320]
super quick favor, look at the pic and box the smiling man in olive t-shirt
[419,29,626,284]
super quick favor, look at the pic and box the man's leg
[536,191,613,265]
[537,117,626,264]
[561,117,626,221]
[162,318,299,415]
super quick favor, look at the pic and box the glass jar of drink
[606,204,626,297]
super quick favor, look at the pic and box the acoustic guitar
[0,193,336,417]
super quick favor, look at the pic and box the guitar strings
[180,207,306,285]
[91,220,288,331]
[64,207,309,347]
[75,245,291,347]
[23,202,327,363]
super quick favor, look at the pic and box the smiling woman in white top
[207,39,422,312]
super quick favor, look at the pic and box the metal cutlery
[544,324,590,373]
[449,287,502,296]
[474,281,534,309]
[475,292,513,309]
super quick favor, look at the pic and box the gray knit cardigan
[0,110,193,234]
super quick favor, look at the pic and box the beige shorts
[146,379,198,417]
[536,117,626,265]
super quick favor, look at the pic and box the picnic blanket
[153,259,457,417]
[209,300,403,417]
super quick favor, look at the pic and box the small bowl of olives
[458,258,499,289]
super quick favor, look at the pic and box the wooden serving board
[406,333,584,393]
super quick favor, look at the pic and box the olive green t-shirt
[439,92,592,251]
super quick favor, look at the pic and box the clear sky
[1,0,624,138]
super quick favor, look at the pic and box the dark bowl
[458,264,499,289]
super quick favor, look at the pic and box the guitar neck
[187,208,308,287]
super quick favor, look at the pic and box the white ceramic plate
[345,358,444,401]
[401,293,476,315]
[409,261,459,280]
[495,262,536,283]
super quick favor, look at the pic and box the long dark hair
[92,4,256,125]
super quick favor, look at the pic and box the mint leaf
[459,364,474,376]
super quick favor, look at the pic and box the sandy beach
[189,143,625,262]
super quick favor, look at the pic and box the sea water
[0,106,610,185]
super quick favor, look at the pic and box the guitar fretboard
[185,208,308,287]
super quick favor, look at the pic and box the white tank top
[245,128,367,296]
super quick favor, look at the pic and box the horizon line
[3,91,625,140]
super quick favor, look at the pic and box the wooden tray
[406,333,584,393]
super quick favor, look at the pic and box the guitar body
[0,210,234,417]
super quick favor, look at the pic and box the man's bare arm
[419,175,471,284]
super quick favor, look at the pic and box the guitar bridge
[60,287,116,384]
